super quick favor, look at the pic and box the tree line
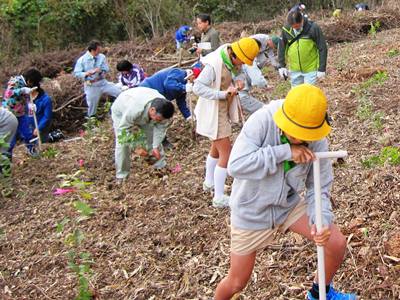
[0,0,380,59]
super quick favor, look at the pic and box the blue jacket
[140,68,191,119]
[31,91,53,132]
[73,51,109,81]
[175,26,191,43]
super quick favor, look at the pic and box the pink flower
[53,188,75,196]
[79,130,85,137]
[79,159,84,168]
[171,163,182,174]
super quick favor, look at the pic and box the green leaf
[80,192,93,200]
[73,201,94,217]
[65,229,84,246]
[56,217,70,233]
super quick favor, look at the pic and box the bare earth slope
[1,26,400,300]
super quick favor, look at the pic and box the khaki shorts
[231,200,307,255]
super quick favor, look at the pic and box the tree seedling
[55,170,96,299]
[0,136,12,197]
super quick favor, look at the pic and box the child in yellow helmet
[193,37,259,208]
[214,84,356,300]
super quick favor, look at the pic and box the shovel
[313,150,348,300]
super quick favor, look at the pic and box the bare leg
[215,252,256,300]
[212,137,231,168]
[288,214,347,284]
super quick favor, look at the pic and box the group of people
[1,68,53,161]
[109,8,354,300]
[0,5,362,299]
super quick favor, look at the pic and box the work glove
[121,85,129,91]
[185,83,193,93]
[317,71,326,79]
[278,68,288,79]
[20,87,33,94]
[185,115,194,121]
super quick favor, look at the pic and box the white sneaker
[203,181,214,192]
[212,194,230,208]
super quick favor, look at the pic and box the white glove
[185,115,194,121]
[278,68,288,79]
[317,71,326,79]
[121,85,129,91]
[185,83,193,93]
[20,87,32,94]
[32,103,37,112]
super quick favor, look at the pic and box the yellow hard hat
[273,84,331,141]
[231,37,259,65]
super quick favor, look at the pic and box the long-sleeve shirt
[175,25,191,43]
[2,75,29,117]
[111,87,168,149]
[140,68,191,119]
[30,91,53,132]
[200,27,220,56]
[118,65,146,88]
[228,100,333,230]
[73,51,110,82]
[251,34,279,68]
[193,64,227,100]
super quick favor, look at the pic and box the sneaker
[27,145,40,158]
[212,194,230,208]
[203,181,214,192]
[307,286,357,300]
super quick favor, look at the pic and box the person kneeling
[214,84,356,300]
[111,87,174,184]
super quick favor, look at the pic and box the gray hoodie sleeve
[193,64,227,100]
[228,111,292,180]
[305,138,334,226]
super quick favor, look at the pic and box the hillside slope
[1,25,400,300]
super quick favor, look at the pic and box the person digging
[111,87,175,184]
[193,37,260,208]
[214,84,356,300]
[140,65,202,149]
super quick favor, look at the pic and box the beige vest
[194,45,240,140]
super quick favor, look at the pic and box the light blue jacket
[73,51,110,82]
[228,100,334,230]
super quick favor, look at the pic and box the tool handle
[315,151,347,159]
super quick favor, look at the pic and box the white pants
[84,79,121,116]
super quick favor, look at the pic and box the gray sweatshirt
[0,108,18,152]
[228,100,334,230]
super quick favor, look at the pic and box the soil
[1,6,400,300]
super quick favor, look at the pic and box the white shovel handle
[313,150,347,300]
